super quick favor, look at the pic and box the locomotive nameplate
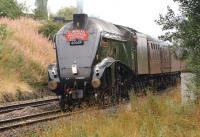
[66,30,89,41]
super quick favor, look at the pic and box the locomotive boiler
[48,14,181,111]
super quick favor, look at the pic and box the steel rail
[0,109,61,125]
[0,109,91,132]
[0,96,58,114]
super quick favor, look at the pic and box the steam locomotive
[48,14,181,111]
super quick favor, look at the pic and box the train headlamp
[72,64,78,75]
[48,81,58,90]
[91,79,101,88]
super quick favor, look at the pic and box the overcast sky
[17,0,179,38]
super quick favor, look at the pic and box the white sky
[17,0,179,38]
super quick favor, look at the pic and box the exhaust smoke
[77,0,84,14]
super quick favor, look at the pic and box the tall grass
[0,17,55,68]
[29,89,200,137]
[0,17,55,101]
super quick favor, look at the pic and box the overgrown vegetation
[0,24,7,39]
[0,18,55,101]
[28,89,200,137]
[38,6,77,40]
[156,0,200,96]
[0,44,46,84]
[38,21,63,40]
[0,0,23,19]
[0,89,54,103]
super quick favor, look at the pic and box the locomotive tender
[48,14,181,110]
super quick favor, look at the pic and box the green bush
[38,21,63,40]
[0,24,7,40]
[34,10,48,20]
[0,0,23,19]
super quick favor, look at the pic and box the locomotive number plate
[70,40,84,46]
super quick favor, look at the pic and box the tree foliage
[56,6,77,20]
[34,0,48,20]
[156,0,200,91]
[0,0,23,19]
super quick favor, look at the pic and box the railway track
[0,87,175,133]
[0,107,95,132]
[0,100,129,132]
[0,96,59,114]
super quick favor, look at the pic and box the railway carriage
[48,14,181,111]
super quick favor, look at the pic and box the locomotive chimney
[73,14,88,29]
[73,0,88,29]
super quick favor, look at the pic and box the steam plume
[77,0,84,14]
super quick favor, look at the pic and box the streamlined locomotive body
[48,14,181,110]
